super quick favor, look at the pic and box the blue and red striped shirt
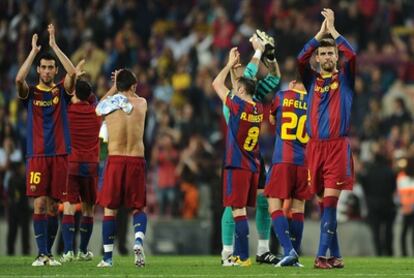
[22,82,72,157]
[224,92,263,172]
[297,35,356,139]
[270,89,308,166]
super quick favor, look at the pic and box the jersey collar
[36,83,56,91]
[292,88,307,95]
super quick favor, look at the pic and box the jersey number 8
[243,126,260,151]
[281,112,309,144]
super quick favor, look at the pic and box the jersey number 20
[281,112,309,144]
[244,126,260,151]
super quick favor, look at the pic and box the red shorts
[223,168,259,208]
[97,156,146,210]
[306,137,354,195]
[26,155,68,200]
[264,163,312,200]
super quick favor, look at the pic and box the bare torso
[105,94,147,157]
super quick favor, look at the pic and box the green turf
[1,256,413,277]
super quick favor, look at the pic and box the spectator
[359,143,397,256]
[151,132,179,216]
[396,157,414,256]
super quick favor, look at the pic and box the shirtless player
[96,69,148,268]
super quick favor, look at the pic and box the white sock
[257,240,269,256]
[221,245,233,259]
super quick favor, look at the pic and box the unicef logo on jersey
[33,96,59,107]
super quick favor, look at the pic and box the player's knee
[63,202,76,215]
[232,207,246,217]
[291,199,305,213]
[34,197,47,214]
[48,202,59,216]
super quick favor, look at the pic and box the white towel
[96,93,133,116]
[99,121,108,143]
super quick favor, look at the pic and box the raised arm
[297,19,327,88]
[48,24,76,94]
[230,62,241,92]
[254,58,281,102]
[269,93,280,125]
[212,47,239,102]
[243,34,265,79]
[323,8,356,87]
[15,34,41,99]
[101,70,120,99]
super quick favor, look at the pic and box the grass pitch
[1,256,413,277]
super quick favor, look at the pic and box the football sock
[318,201,341,257]
[102,216,116,261]
[33,214,48,255]
[133,211,147,246]
[221,207,234,248]
[233,234,240,257]
[256,193,271,255]
[271,210,293,256]
[79,216,94,253]
[331,232,342,258]
[234,215,249,260]
[47,215,58,255]
[62,214,75,253]
[317,196,338,257]
[290,212,304,252]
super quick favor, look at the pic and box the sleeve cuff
[335,35,345,44]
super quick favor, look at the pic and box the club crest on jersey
[315,81,339,93]
[30,185,36,192]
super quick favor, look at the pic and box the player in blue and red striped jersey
[60,67,102,263]
[265,76,311,267]
[213,47,263,267]
[15,24,76,266]
[297,8,356,269]
[221,31,280,266]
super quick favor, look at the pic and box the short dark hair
[36,52,58,67]
[75,79,92,101]
[116,69,137,92]
[294,69,303,83]
[318,34,336,53]
[238,76,256,96]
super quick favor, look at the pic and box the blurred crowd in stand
[1,0,414,256]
